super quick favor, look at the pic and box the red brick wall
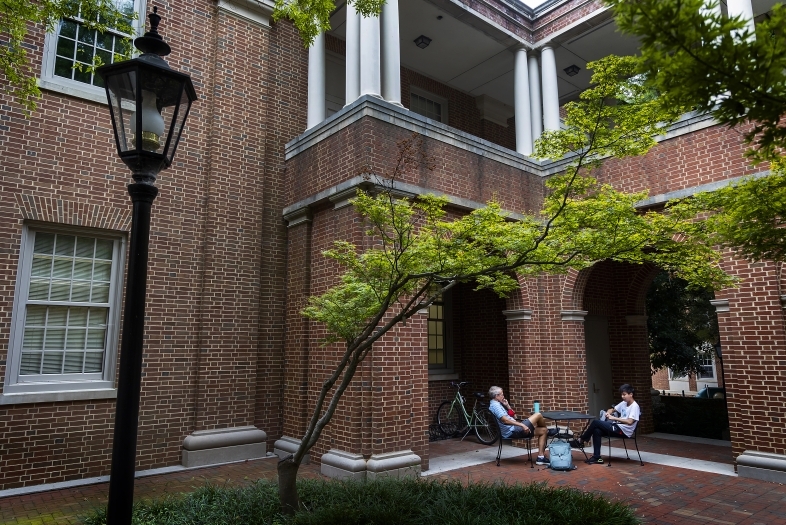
[0,4,305,489]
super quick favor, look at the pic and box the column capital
[283,208,312,228]
[710,299,730,313]
[560,310,588,322]
[503,309,532,321]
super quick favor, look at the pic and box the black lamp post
[96,7,196,525]
[714,341,725,388]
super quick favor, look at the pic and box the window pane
[75,237,94,258]
[59,19,78,39]
[22,328,45,350]
[52,258,73,279]
[55,56,75,79]
[26,305,48,325]
[84,352,104,373]
[31,256,52,277]
[91,283,110,303]
[86,328,106,349]
[42,352,64,374]
[93,261,111,281]
[73,64,92,84]
[50,281,71,301]
[73,260,93,280]
[63,352,85,373]
[48,306,68,325]
[95,240,113,260]
[28,280,50,300]
[55,235,75,256]
[88,308,108,326]
[68,307,89,326]
[45,328,66,350]
[77,26,95,45]
[20,353,42,375]
[56,36,76,59]
[34,233,56,254]
[66,329,87,349]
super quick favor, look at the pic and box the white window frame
[1,224,126,404]
[38,0,146,105]
[409,87,449,124]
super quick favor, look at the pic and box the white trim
[217,0,275,28]
[0,388,117,405]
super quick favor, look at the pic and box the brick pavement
[1,436,785,525]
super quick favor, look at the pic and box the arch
[561,266,594,312]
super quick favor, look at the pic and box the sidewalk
[2,434,785,525]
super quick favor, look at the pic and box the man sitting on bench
[488,386,556,466]
[571,384,640,464]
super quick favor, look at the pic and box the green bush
[83,478,641,525]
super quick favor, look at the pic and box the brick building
[1,0,784,491]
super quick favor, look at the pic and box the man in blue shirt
[489,385,556,466]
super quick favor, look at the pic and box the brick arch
[505,273,531,310]
[626,263,661,316]
[561,266,594,312]
[14,193,132,231]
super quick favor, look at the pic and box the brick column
[560,310,590,413]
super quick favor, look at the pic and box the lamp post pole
[97,7,196,524]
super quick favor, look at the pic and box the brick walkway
[2,435,785,525]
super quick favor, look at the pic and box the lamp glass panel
[162,85,192,164]
[105,68,137,153]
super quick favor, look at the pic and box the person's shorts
[510,419,534,438]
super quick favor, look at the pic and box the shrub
[83,477,641,525]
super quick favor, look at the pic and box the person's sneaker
[585,456,604,464]
[547,428,559,437]
[569,439,585,449]
[536,456,550,466]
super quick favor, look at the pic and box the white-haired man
[488,386,556,466]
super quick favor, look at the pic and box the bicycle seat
[473,392,485,399]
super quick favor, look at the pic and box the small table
[541,411,596,460]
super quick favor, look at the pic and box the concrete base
[320,449,367,481]
[181,426,267,468]
[366,450,421,480]
[737,450,786,484]
[273,435,310,464]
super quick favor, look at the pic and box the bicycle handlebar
[450,381,470,389]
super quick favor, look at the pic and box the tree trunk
[278,458,301,515]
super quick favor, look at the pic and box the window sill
[428,372,459,382]
[0,388,117,405]
[38,78,108,106]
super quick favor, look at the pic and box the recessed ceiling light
[414,35,432,49]
[564,64,580,76]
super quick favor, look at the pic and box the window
[410,89,448,123]
[698,353,715,379]
[40,0,143,102]
[427,290,453,374]
[1,227,125,404]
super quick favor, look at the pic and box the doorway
[585,315,613,418]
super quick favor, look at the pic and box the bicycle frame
[448,392,485,437]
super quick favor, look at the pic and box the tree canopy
[607,0,786,262]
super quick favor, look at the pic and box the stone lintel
[561,310,588,322]
[502,309,532,321]
[273,435,310,464]
[625,315,647,326]
[320,449,367,481]
[283,208,311,228]
[710,299,730,313]
[181,426,267,468]
[737,450,786,484]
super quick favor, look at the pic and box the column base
[737,450,786,483]
[366,449,421,480]
[181,426,267,468]
[273,435,310,464]
[320,449,367,480]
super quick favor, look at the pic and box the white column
[527,52,542,142]
[726,0,756,38]
[345,2,360,105]
[380,0,401,105]
[513,46,533,155]
[540,45,560,132]
[307,31,325,129]
[359,13,381,97]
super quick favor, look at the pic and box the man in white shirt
[571,384,641,464]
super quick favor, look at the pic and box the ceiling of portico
[328,0,780,109]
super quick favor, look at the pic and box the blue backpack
[548,440,574,471]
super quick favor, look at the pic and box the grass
[83,477,641,525]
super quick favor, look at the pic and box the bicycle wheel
[438,401,467,436]
[474,407,500,445]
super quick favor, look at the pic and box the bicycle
[437,381,499,445]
